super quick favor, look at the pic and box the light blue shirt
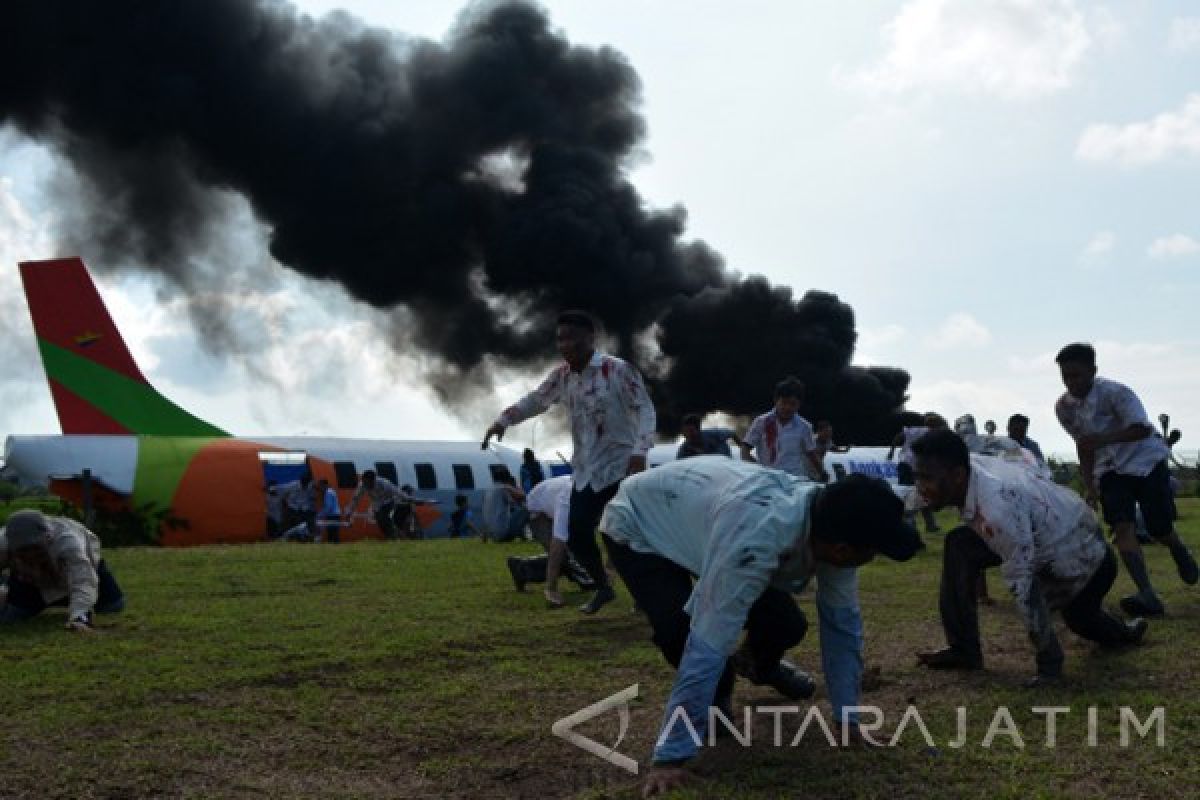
[600,457,863,763]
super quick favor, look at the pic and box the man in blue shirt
[1006,414,1045,465]
[599,457,920,796]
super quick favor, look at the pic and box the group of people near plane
[0,308,1194,799]
[480,311,1195,797]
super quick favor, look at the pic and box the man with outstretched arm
[483,310,656,614]
[598,457,921,797]
[913,429,1149,687]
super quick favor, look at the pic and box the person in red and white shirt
[912,430,1147,687]
[740,376,827,482]
[483,310,656,615]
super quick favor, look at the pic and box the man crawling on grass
[0,510,125,632]
[597,456,921,797]
[912,430,1148,687]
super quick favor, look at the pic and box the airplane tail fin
[18,257,227,437]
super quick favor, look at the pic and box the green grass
[3,502,1200,798]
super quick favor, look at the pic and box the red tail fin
[18,257,226,437]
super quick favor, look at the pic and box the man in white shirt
[740,376,827,482]
[600,457,921,797]
[505,474,597,607]
[343,469,411,540]
[0,510,126,629]
[483,310,656,614]
[1055,342,1197,617]
[912,430,1148,686]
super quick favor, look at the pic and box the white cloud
[1168,17,1200,53]
[840,0,1094,100]
[924,312,992,350]
[1080,230,1115,263]
[1148,234,1200,259]
[1075,94,1200,166]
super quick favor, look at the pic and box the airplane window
[489,464,513,484]
[333,461,359,489]
[375,462,399,485]
[452,464,475,490]
[415,463,437,490]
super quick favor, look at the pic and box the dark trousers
[940,525,1129,666]
[568,482,621,588]
[374,502,398,539]
[1,560,125,622]
[1059,548,1129,645]
[604,534,807,702]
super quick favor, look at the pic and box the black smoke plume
[0,0,915,443]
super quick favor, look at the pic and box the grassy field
[2,501,1199,799]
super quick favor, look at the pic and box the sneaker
[1119,594,1165,618]
[1171,545,1199,586]
[579,585,615,615]
[506,557,526,593]
[916,647,983,671]
[543,587,565,608]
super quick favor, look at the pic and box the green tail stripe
[132,436,217,513]
[39,339,227,437]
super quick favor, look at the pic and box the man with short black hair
[676,413,739,459]
[601,457,921,796]
[1007,413,1045,466]
[912,429,1148,686]
[1054,342,1197,616]
[741,376,827,482]
[483,310,656,614]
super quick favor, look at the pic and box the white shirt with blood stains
[496,351,656,492]
[1055,375,1168,481]
[961,454,1107,645]
[743,409,817,478]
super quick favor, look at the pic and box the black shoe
[1119,594,1164,618]
[506,557,526,592]
[1123,617,1149,645]
[580,586,615,615]
[916,648,983,671]
[1171,545,1199,586]
[764,661,816,700]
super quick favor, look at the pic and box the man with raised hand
[599,457,920,797]
[913,429,1149,687]
[483,310,656,615]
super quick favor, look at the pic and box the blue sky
[2,0,1198,459]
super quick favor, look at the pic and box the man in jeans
[1054,342,1197,616]
[912,430,1148,687]
[483,310,656,615]
[600,457,921,797]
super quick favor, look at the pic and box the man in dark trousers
[483,310,656,614]
[600,457,921,797]
[912,429,1148,687]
